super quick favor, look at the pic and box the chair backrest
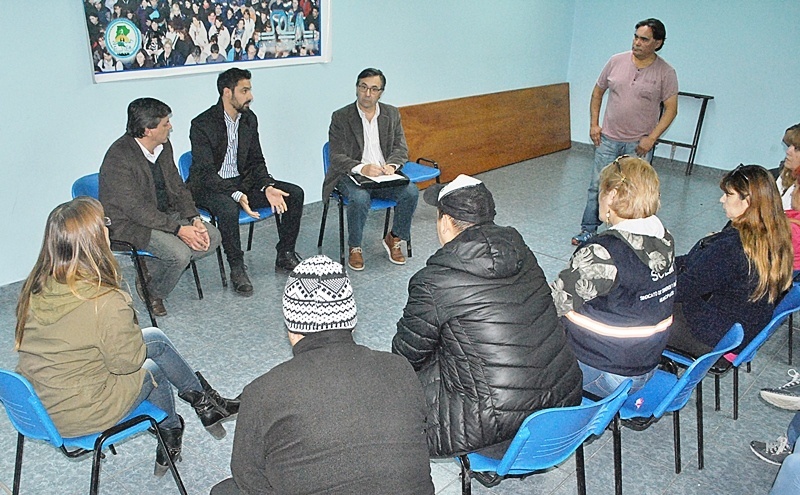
[490,380,632,476]
[0,370,63,447]
[72,173,100,200]
[734,282,800,366]
[655,323,744,417]
[177,151,193,182]
[322,142,330,175]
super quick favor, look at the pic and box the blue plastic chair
[458,380,632,495]
[72,173,207,327]
[317,142,400,268]
[0,369,186,495]
[177,151,280,287]
[615,323,744,484]
[401,157,441,184]
[663,283,800,420]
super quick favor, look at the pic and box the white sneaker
[760,369,800,410]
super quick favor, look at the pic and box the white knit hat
[282,255,357,333]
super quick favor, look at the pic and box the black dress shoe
[230,265,253,296]
[275,251,303,272]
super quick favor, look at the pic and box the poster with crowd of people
[84,0,330,83]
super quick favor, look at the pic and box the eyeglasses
[103,216,111,227]
[357,83,383,94]
[732,163,750,185]
[611,155,629,184]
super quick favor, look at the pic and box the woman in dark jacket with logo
[392,175,582,458]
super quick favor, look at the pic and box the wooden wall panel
[400,83,571,183]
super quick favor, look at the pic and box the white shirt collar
[134,138,163,163]
[610,215,665,237]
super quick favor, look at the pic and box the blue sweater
[676,225,774,350]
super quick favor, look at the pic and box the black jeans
[194,179,304,267]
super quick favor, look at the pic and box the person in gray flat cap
[392,174,583,458]
[211,255,434,495]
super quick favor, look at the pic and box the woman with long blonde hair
[668,164,793,356]
[15,197,239,477]
[776,123,800,208]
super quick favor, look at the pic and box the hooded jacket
[16,280,147,437]
[392,223,583,457]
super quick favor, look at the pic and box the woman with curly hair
[668,164,793,356]
[551,155,675,396]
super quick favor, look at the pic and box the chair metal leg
[575,444,587,495]
[318,200,330,250]
[247,223,255,251]
[613,415,622,495]
[408,234,413,258]
[190,261,203,300]
[673,409,682,474]
[696,381,704,470]
[790,313,794,365]
[12,433,23,495]
[216,246,227,288]
[459,455,472,495]
[714,374,720,411]
[149,418,188,495]
[130,251,157,328]
[733,367,740,420]
[338,199,345,268]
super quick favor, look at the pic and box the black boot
[154,415,184,478]
[229,263,253,296]
[196,371,240,416]
[178,375,239,440]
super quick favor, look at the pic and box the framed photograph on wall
[84,0,331,83]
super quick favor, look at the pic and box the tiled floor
[0,145,795,494]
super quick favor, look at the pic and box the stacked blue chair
[0,369,187,495]
[612,323,743,491]
[663,283,800,420]
[458,380,632,495]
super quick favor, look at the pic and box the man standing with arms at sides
[324,68,419,271]
[99,97,222,317]
[190,68,304,296]
[572,18,678,246]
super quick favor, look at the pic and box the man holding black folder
[324,68,419,271]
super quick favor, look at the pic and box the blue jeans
[127,327,202,428]
[580,135,654,233]
[787,412,800,449]
[771,451,800,495]
[335,177,418,248]
[144,219,221,299]
[578,360,655,398]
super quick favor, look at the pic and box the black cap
[423,174,496,224]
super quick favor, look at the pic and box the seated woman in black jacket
[392,175,582,459]
[668,164,794,356]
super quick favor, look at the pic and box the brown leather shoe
[383,232,406,265]
[149,298,167,317]
[348,247,364,271]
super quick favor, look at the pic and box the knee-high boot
[178,372,240,440]
[154,415,184,478]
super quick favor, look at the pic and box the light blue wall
[0,1,576,285]
[568,1,800,169]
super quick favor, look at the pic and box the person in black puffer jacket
[392,175,583,458]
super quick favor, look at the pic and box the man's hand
[636,136,656,156]
[265,186,290,214]
[361,164,384,177]
[239,194,261,219]
[177,224,211,251]
[590,124,603,146]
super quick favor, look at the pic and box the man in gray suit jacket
[324,68,418,271]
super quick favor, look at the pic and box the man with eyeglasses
[324,68,418,271]
[572,18,678,247]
